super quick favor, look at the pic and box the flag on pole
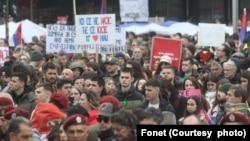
[239,8,247,47]
[13,23,22,47]
[57,15,68,25]
[100,0,105,14]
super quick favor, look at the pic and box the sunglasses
[97,116,109,123]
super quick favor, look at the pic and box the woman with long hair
[181,76,210,112]
[180,95,211,125]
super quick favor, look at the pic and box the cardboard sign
[75,14,116,53]
[179,89,201,98]
[119,0,149,22]
[0,47,9,67]
[46,24,76,53]
[198,23,225,47]
[150,37,182,70]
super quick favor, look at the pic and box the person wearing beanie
[29,50,44,71]
[69,62,84,79]
[218,83,233,97]
[115,52,126,69]
[207,82,233,124]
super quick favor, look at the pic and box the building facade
[6,0,250,26]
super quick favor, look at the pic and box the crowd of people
[0,28,250,141]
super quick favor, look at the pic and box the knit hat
[218,83,233,94]
[219,112,250,125]
[115,52,126,59]
[160,55,172,64]
[186,45,195,55]
[98,102,118,117]
[50,92,70,109]
[30,51,43,61]
[197,65,210,73]
[0,62,11,76]
[69,62,84,73]
[63,114,87,130]
[35,41,45,49]
[4,107,30,120]
[0,97,14,107]
[105,57,118,65]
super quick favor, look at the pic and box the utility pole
[5,0,9,42]
[232,0,239,34]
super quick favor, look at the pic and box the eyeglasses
[97,116,109,123]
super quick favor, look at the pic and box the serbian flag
[13,23,22,47]
[239,8,247,47]
[100,0,105,14]
[57,15,68,25]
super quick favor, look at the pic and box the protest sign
[75,14,116,53]
[46,24,76,53]
[179,89,201,98]
[198,23,225,47]
[101,27,126,54]
[150,37,182,70]
[119,0,149,22]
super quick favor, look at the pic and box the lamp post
[232,0,238,34]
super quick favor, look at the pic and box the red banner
[150,37,182,70]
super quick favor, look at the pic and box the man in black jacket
[137,78,174,113]
[113,67,144,110]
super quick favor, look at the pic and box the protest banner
[46,24,76,53]
[198,23,225,47]
[0,47,9,67]
[75,14,116,53]
[150,37,182,71]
